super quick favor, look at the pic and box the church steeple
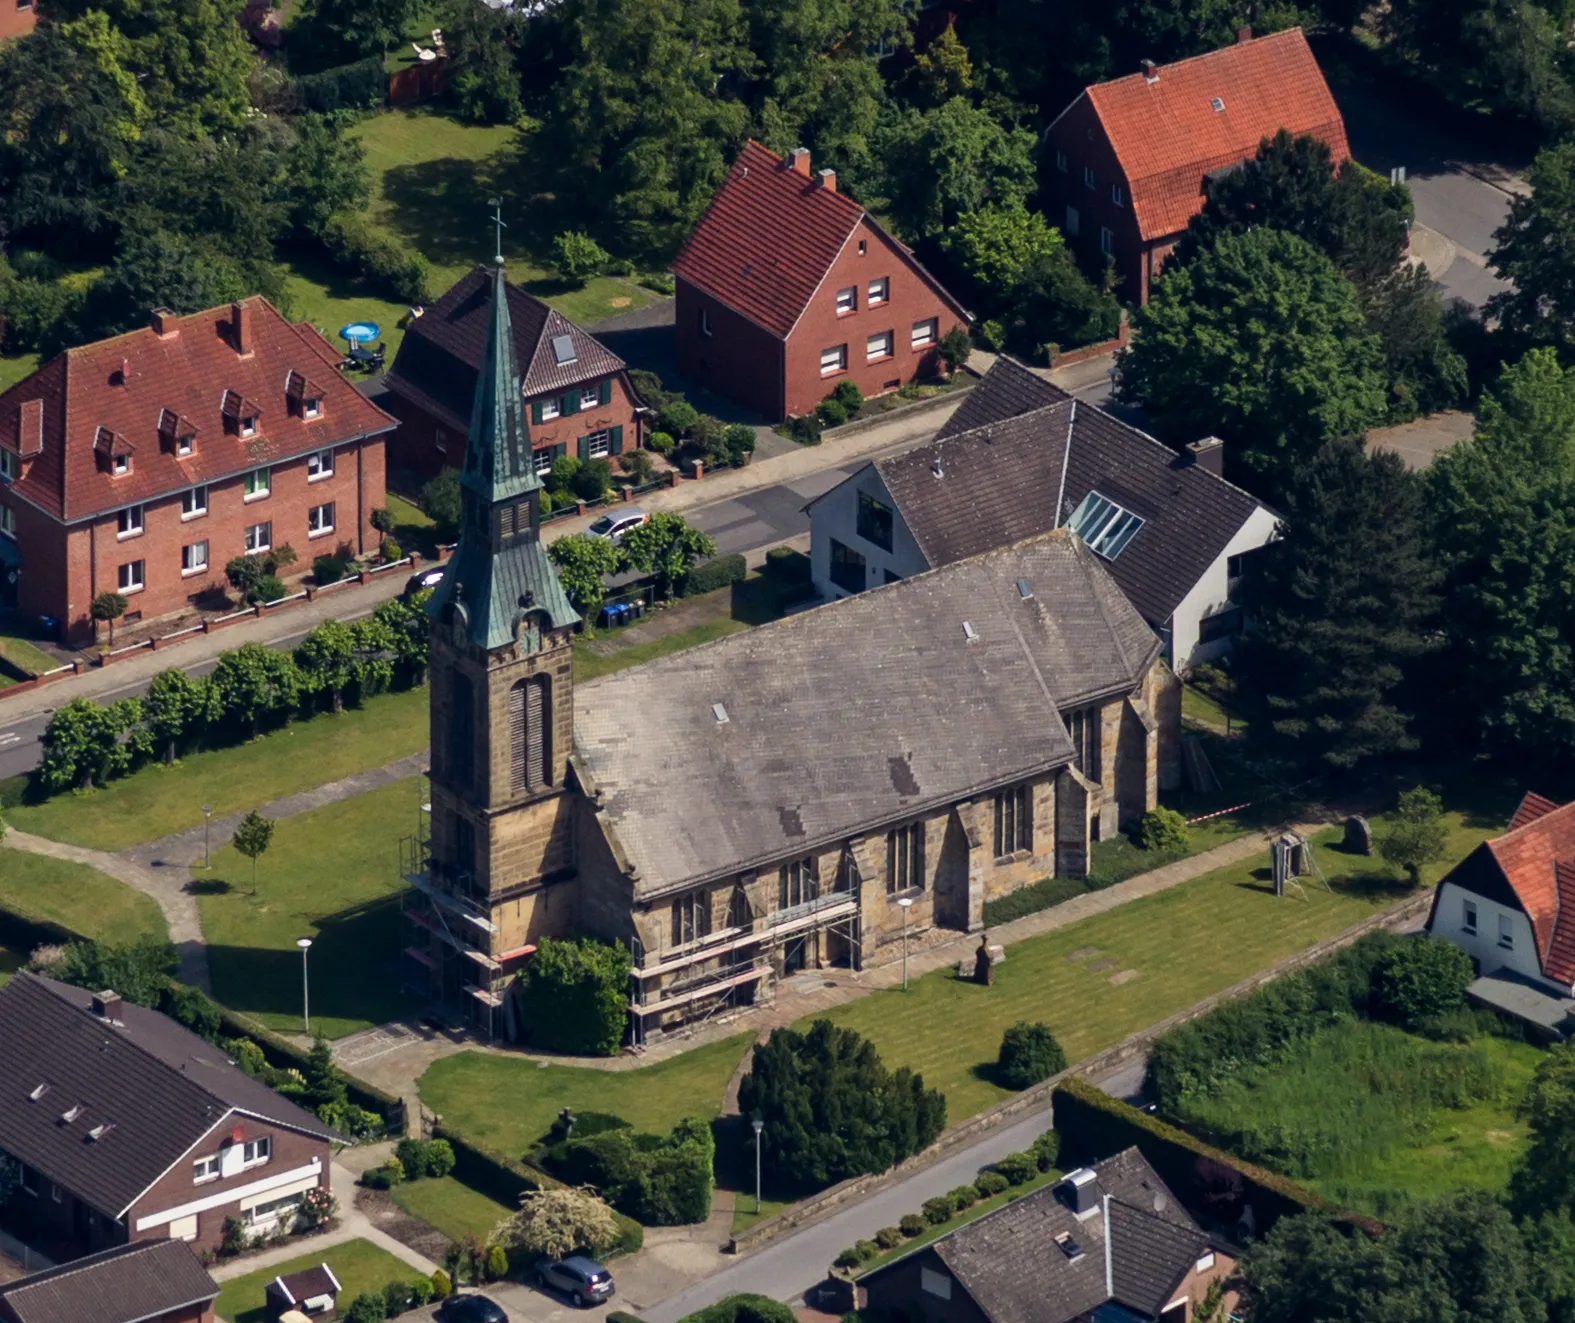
[461,257,539,508]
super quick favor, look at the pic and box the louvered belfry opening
[509,674,551,792]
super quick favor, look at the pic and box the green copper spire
[461,257,539,504]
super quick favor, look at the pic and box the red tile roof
[0,298,396,523]
[1510,791,1560,833]
[672,141,967,338]
[1486,796,1575,984]
[1077,28,1349,242]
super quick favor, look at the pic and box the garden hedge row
[1052,1076,1379,1237]
[291,56,386,113]
[544,1116,714,1226]
[682,554,747,598]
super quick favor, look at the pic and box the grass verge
[5,686,429,851]
[418,1033,755,1156]
[0,846,168,945]
[856,1167,1064,1273]
[0,629,58,677]
[197,777,425,1039]
[392,1175,514,1244]
[214,1239,424,1323]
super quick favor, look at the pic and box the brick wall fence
[1046,314,1130,371]
[729,886,1433,1255]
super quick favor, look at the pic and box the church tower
[417,256,581,1036]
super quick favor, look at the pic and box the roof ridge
[2,1238,167,1291]
[1496,797,1575,843]
[1089,25,1307,93]
[900,397,1074,455]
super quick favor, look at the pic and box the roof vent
[61,1104,85,1124]
[88,1123,114,1142]
[1016,579,1033,600]
[962,621,979,643]
[712,702,730,724]
[1060,1167,1101,1216]
[1055,1231,1086,1262]
[931,456,944,478]
[28,1083,48,1102]
[551,334,577,366]
[1210,97,1225,112]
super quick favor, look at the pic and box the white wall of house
[1427,880,1570,992]
[808,466,930,600]
[1168,505,1279,672]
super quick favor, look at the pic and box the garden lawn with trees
[196,777,426,1038]
[214,1239,424,1323]
[0,846,168,946]
[390,1175,515,1246]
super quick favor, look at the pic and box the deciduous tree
[295,621,358,713]
[38,698,122,792]
[144,669,216,765]
[211,643,300,737]
[232,810,274,896]
[619,513,717,599]
[90,591,128,646]
[1377,786,1449,886]
[496,1187,620,1260]
[285,116,372,238]
[548,534,622,615]
[1489,142,1575,352]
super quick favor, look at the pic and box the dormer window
[222,389,262,438]
[95,426,133,476]
[240,415,258,439]
[158,408,198,457]
[304,397,321,419]
[112,455,130,475]
[0,450,16,481]
[177,434,194,456]
[287,370,326,421]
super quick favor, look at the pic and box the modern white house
[1426,792,1575,1037]
[805,358,1279,672]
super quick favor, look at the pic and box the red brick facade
[0,0,37,42]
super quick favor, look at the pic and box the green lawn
[0,627,59,677]
[214,1239,425,1323]
[0,351,40,393]
[802,809,1494,1125]
[0,846,168,945]
[730,1194,792,1236]
[419,1033,754,1157]
[384,491,442,559]
[197,777,426,1039]
[575,616,750,682]
[6,686,429,851]
[392,1175,514,1244]
[0,946,23,986]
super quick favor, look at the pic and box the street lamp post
[296,937,313,1036]
[897,896,914,991]
[201,804,213,869]
[752,1118,764,1214]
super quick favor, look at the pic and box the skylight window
[551,334,577,366]
[1210,97,1225,112]
[1068,490,1145,560]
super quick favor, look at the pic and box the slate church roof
[573,529,1158,896]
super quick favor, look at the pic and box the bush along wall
[540,1114,715,1226]
[681,553,747,598]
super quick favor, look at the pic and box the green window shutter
[599,377,613,406]
[531,400,543,425]
[553,442,567,460]
[577,434,590,461]
[609,425,624,455]
[563,391,579,417]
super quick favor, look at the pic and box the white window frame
[243,468,270,502]
[585,431,611,460]
[534,448,554,477]
[242,1137,271,1166]
[182,541,209,577]
[1083,165,1096,191]
[0,505,13,538]
[1101,226,1115,257]
[1065,205,1081,237]
[302,397,321,420]
[243,1192,302,1229]
[307,503,334,538]
[245,522,271,554]
[1462,899,1477,934]
[19,1165,36,1196]
[193,1154,221,1185]
[820,344,848,376]
[868,276,889,305]
[910,319,937,349]
[540,398,561,422]
[835,286,857,316]
[176,432,194,457]
[866,330,893,362]
[181,486,207,520]
[111,454,130,476]
[580,386,600,410]
[1111,183,1125,207]
[118,559,145,593]
[239,415,258,439]
[306,449,334,482]
[1500,914,1514,950]
[117,505,144,539]
[0,450,16,481]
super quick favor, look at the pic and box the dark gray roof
[0,1231,217,1323]
[268,1264,341,1305]
[384,265,626,432]
[0,974,335,1218]
[880,361,1268,624]
[574,530,1158,895]
[936,356,1070,439]
[922,1149,1206,1323]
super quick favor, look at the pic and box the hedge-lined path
[122,749,431,872]
[2,828,211,990]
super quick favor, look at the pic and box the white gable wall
[808,466,930,600]
[1427,880,1568,992]
[1168,505,1280,671]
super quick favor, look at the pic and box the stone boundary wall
[729,887,1433,1255]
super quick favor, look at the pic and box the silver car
[587,509,649,544]
[535,1254,616,1307]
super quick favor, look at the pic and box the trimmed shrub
[344,1292,384,1323]
[292,56,385,112]
[789,413,822,446]
[899,1213,926,1237]
[647,431,676,456]
[1371,937,1475,1031]
[363,1158,405,1188]
[764,546,812,584]
[382,1281,411,1315]
[997,1022,1069,1090]
[572,458,614,501]
[545,1116,714,1225]
[313,554,347,585]
[660,400,699,437]
[816,397,848,428]
[553,231,609,285]
[381,538,402,563]
[974,1171,1009,1198]
[680,1297,797,1323]
[922,1196,954,1225]
[946,1185,978,1213]
[321,212,430,304]
[254,574,288,604]
[682,553,747,597]
[1032,1129,1061,1172]
[517,936,633,1056]
[409,1276,435,1307]
[992,1151,1038,1186]
[722,423,756,467]
[1138,806,1190,854]
[854,1239,879,1262]
[430,1269,452,1299]
[621,449,655,483]
[834,1246,863,1269]
[486,1243,509,1280]
[832,380,864,412]
[874,1225,904,1249]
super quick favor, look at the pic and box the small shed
[265,1263,342,1321]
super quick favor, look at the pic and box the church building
[405,260,1182,1043]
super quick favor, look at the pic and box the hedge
[763,547,812,585]
[291,56,386,113]
[543,1116,714,1226]
[1052,1076,1379,1237]
[682,553,747,598]
[321,212,430,305]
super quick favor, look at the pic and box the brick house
[382,264,646,485]
[0,974,336,1259]
[1043,27,1349,303]
[0,1240,219,1323]
[0,0,36,42]
[861,1150,1239,1323]
[402,262,1178,1040]
[0,299,395,646]
[671,141,970,421]
[808,358,1278,670]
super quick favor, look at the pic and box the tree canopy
[1489,141,1575,352]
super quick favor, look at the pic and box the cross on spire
[488,196,507,264]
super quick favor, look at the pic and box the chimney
[91,990,123,1023]
[150,307,178,339]
[788,147,812,177]
[1141,58,1158,82]
[1061,1168,1101,1216]
[1236,23,1252,42]
[231,300,251,357]
[817,167,837,194]
[1187,436,1224,475]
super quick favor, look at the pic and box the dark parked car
[404,565,446,598]
[437,1293,508,1323]
[536,1254,616,1307]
